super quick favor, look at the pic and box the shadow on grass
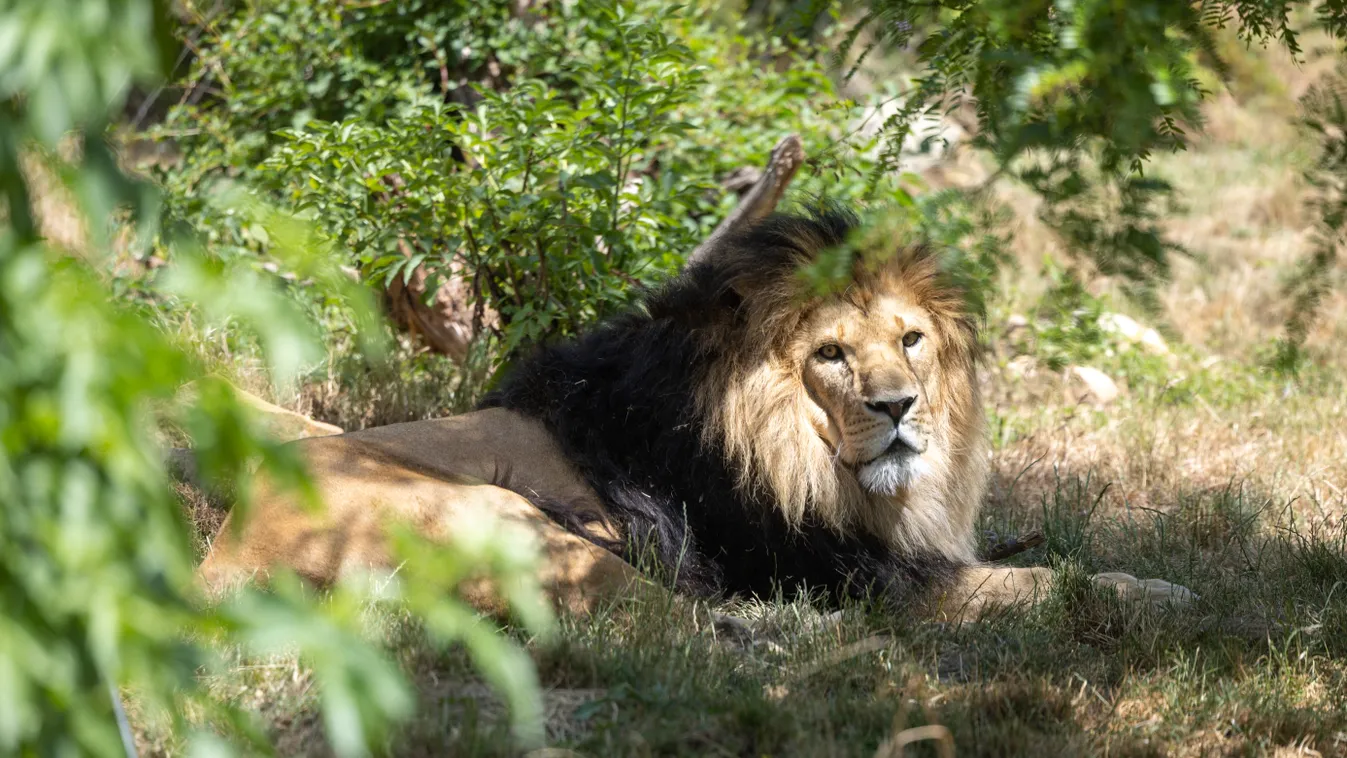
[480,466,1347,757]
[174,460,1347,757]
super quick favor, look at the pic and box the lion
[198,207,1193,619]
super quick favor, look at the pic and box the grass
[154,296,1347,753]
[152,487,1347,756]
[133,30,1347,758]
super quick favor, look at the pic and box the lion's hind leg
[437,481,651,616]
[196,457,648,617]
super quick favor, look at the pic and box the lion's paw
[1092,572,1198,607]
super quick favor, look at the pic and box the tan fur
[698,247,985,562]
[197,409,645,614]
[199,238,1194,619]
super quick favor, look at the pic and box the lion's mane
[483,207,985,604]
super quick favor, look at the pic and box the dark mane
[480,208,963,607]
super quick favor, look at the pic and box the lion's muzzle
[864,394,916,423]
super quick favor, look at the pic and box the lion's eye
[817,344,842,361]
[901,331,923,348]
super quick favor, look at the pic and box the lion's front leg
[926,565,1198,623]
[1092,572,1198,605]
[927,565,1056,622]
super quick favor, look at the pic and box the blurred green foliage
[1,0,553,754]
[1030,261,1111,372]
[1277,60,1347,372]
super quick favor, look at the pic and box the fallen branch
[687,134,805,266]
[984,530,1045,562]
[373,176,493,362]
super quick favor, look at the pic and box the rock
[1066,365,1121,405]
[1005,355,1038,377]
[1098,312,1169,355]
[1141,333,1170,356]
[164,447,200,486]
[709,612,756,647]
[1005,313,1030,331]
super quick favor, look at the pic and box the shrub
[150,0,1005,369]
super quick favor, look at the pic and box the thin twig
[873,724,954,758]
[786,635,889,682]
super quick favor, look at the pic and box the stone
[1066,365,1121,405]
[1098,312,1169,355]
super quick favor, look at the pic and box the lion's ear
[715,283,744,312]
[715,254,794,317]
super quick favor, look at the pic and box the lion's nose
[865,395,916,423]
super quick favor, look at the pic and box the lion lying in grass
[198,208,1193,620]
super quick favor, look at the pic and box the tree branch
[687,134,805,266]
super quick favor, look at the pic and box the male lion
[199,208,1192,618]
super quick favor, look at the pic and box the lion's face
[697,221,986,560]
[796,290,941,496]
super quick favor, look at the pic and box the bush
[150,0,1009,370]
